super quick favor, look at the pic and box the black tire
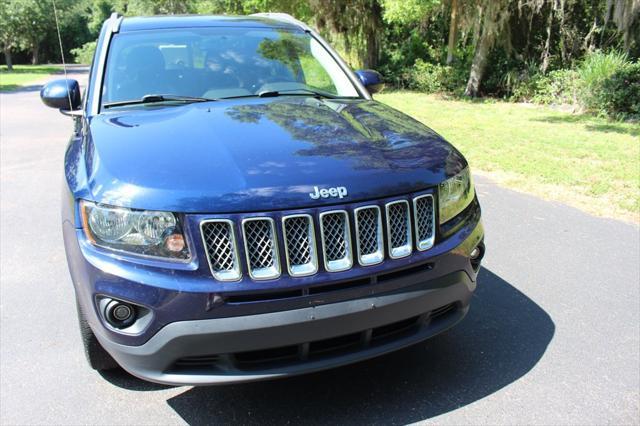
[76,298,119,371]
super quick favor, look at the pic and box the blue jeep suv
[41,13,484,385]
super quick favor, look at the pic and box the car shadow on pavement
[156,267,555,424]
[98,369,174,392]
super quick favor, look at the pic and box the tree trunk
[3,49,12,70]
[362,0,382,68]
[540,6,553,74]
[472,5,483,47]
[464,26,494,97]
[559,0,567,65]
[446,0,459,65]
[31,44,39,65]
[464,1,508,97]
[364,31,380,68]
[582,18,598,52]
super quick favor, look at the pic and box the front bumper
[64,197,483,385]
[96,270,473,385]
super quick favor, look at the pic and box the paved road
[1,73,638,425]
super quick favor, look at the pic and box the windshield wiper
[257,89,339,99]
[103,94,216,108]
[218,89,352,101]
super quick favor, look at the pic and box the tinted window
[102,27,360,105]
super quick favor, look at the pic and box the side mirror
[355,69,384,94]
[40,79,81,113]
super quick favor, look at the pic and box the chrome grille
[242,218,280,279]
[200,191,438,281]
[386,200,412,258]
[354,206,383,266]
[413,194,435,251]
[282,215,318,277]
[319,211,352,272]
[201,220,241,281]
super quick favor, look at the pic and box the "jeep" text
[309,186,348,199]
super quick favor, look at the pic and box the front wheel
[76,298,119,371]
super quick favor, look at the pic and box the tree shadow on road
[159,267,554,424]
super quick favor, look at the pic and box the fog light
[104,300,136,329]
[470,246,481,260]
[470,242,485,273]
[112,304,132,321]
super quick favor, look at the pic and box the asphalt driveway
[1,73,638,425]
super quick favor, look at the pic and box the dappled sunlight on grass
[376,91,639,222]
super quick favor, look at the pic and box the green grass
[0,65,61,91]
[377,91,640,222]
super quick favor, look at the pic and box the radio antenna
[52,0,73,110]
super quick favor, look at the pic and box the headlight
[81,201,190,260]
[438,167,475,224]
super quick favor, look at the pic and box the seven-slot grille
[200,193,437,280]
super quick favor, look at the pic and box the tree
[0,0,21,69]
[114,0,197,15]
[446,0,458,64]
[15,0,57,64]
[464,0,510,97]
[604,0,640,53]
[88,0,116,36]
[309,0,383,68]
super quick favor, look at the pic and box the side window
[300,53,335,92]
[255,32,337,92]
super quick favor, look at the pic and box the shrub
[509,51,637,120]
[597,63,640,120]
[577,50,630,112]
[532,70,579,105]
[407,59,445,92]
[406,59,466,94]
[71,41,97,65]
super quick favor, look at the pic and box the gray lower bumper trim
[96,271,474,385]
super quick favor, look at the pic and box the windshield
[101,27,361,107]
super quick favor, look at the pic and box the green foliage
[0,1,22,51]
[406,59,466,94]
[577,50,631,113]
[408,60,445,92]
[88,0,115,36]
[511,69,579,105]
[71,41,97,64]
[593,62,640,120]
[0,0,91,65]
[507,51,637,120]
[0,0,636,122]
[380,0,439,24]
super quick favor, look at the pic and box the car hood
[83,97,466,213]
